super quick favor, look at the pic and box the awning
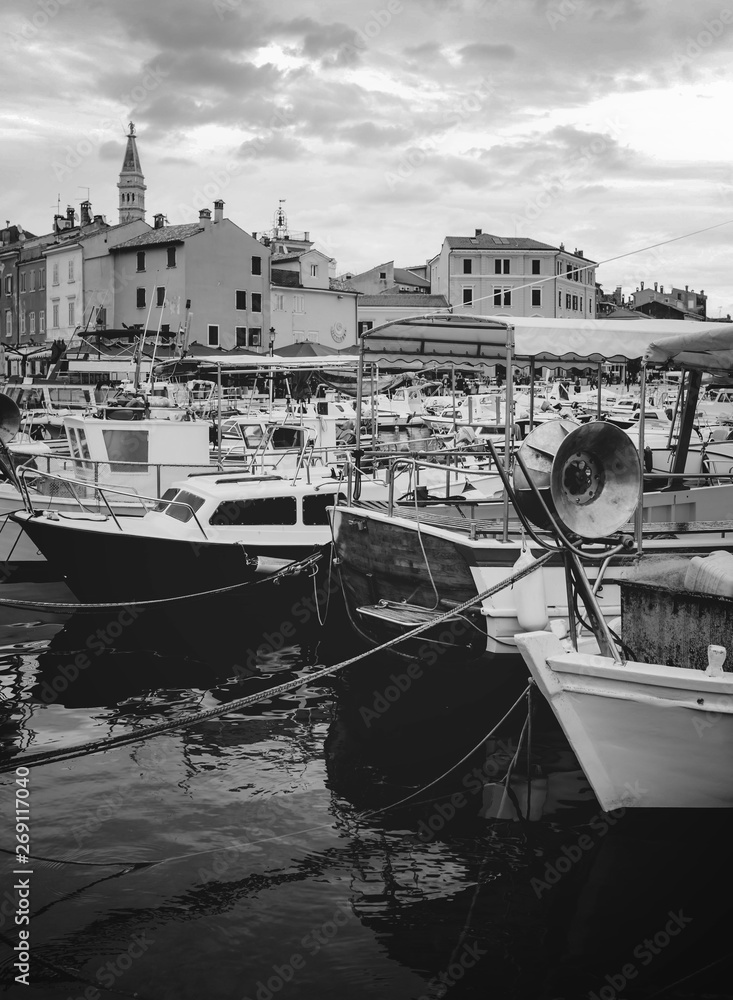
[360,313,730,368]
[645,326,733,375]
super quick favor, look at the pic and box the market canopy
[645,325,733,375]
[360,313,733,368]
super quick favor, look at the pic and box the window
[235,290,246,310]
[5,275,12,294]
[248,327,261,347]
[40,270,45,290]
[235,327,247,347]
[493,286,511,307]
[29,312,35,335]
[136,251,146,272]
[136,287,146,308]
[4,311,10,338]
[303,492,347,525]
[565,293,571,309]
[30,271,35,291]
[531,289,541,307]
[162,489,205,523]
[251,255,262,275]
[495,258,509,274]
[156,286,165,307]
[588,298,593,313]
[293,295,305,313]
[252,293,261,313]
[210,496,297,526]
[39,310,45,333]
[19,311,25,335]
[379,271,387,280]
[572,294,578,310]
[531,259,540,275]
[463,259,472,274]
[20,272,26,292]
[207,324,219,346]
[273,293,284,311]
[68,260,74,281]
[358,321,373,335]
[310,264,318,277]
[52,303,59,328]
[558,291,562,307]
[68,301,75,326]
[462,286,473,307]
[52,263,58,286]
[167,247,176,268]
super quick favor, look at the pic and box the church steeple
[117,122,146,224]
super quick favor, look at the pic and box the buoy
[512,542,549,632]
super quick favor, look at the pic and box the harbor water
[0,577,730,1000]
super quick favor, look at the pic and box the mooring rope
[0,551,323,612]
[0,550,553,774]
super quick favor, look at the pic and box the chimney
[153,213,166,229]
[80,201,92,226]
[252,232,257,240]
[577,249,583,257]
[213,200,224,223]
[199,208,211,221]
[66,205,76,226]
[660,284,664,293]
[701,289,705,295]
[685,284,689,292]
[654,282,658,292]
[304,231,310,241]
[475,228,482,237]
[640,281,644,290]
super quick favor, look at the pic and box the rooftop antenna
[78,186,90,201]
[50,194,61,215]
[274,199,287,237]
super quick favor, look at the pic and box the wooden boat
[516,325,733,808]
[331,314,733,662]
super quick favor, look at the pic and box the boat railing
[12,453,219,502]
[17,467,210,538]
[384,455,504,517]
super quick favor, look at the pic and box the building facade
[430,231,596,319]
[356,293,450,336]
[271,248,358,350]
[337,260,431,296]
[111,203,271,351]
[630,281,706,321]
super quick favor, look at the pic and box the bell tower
[117,122,146,224]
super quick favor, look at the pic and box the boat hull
[10,512,322,604]
[516,631,733,808]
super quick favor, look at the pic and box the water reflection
[0,595,730,999]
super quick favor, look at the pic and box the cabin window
[210,496,297,526]
[163,489,206,523]
[303,492,347,525]
[271,427,304,449]
[102,429,149,472]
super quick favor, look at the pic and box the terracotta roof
[270,252,303,263]
[446,234,559,251]
[271,268,301,287]
[358,294,449,308]
[111,224,203,250]
[393,267,430,287]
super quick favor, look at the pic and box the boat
[330,314,733,663]
[515,324,733,808]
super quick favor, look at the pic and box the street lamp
[268,326,276,407]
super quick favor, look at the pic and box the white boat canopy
[360,313,733,369]
[645,325,733,375]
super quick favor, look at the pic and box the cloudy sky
[3,0,733,316]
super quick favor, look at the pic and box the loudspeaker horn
[512,418,580,530]
[0,392,21,445]
[550,421,640,538]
